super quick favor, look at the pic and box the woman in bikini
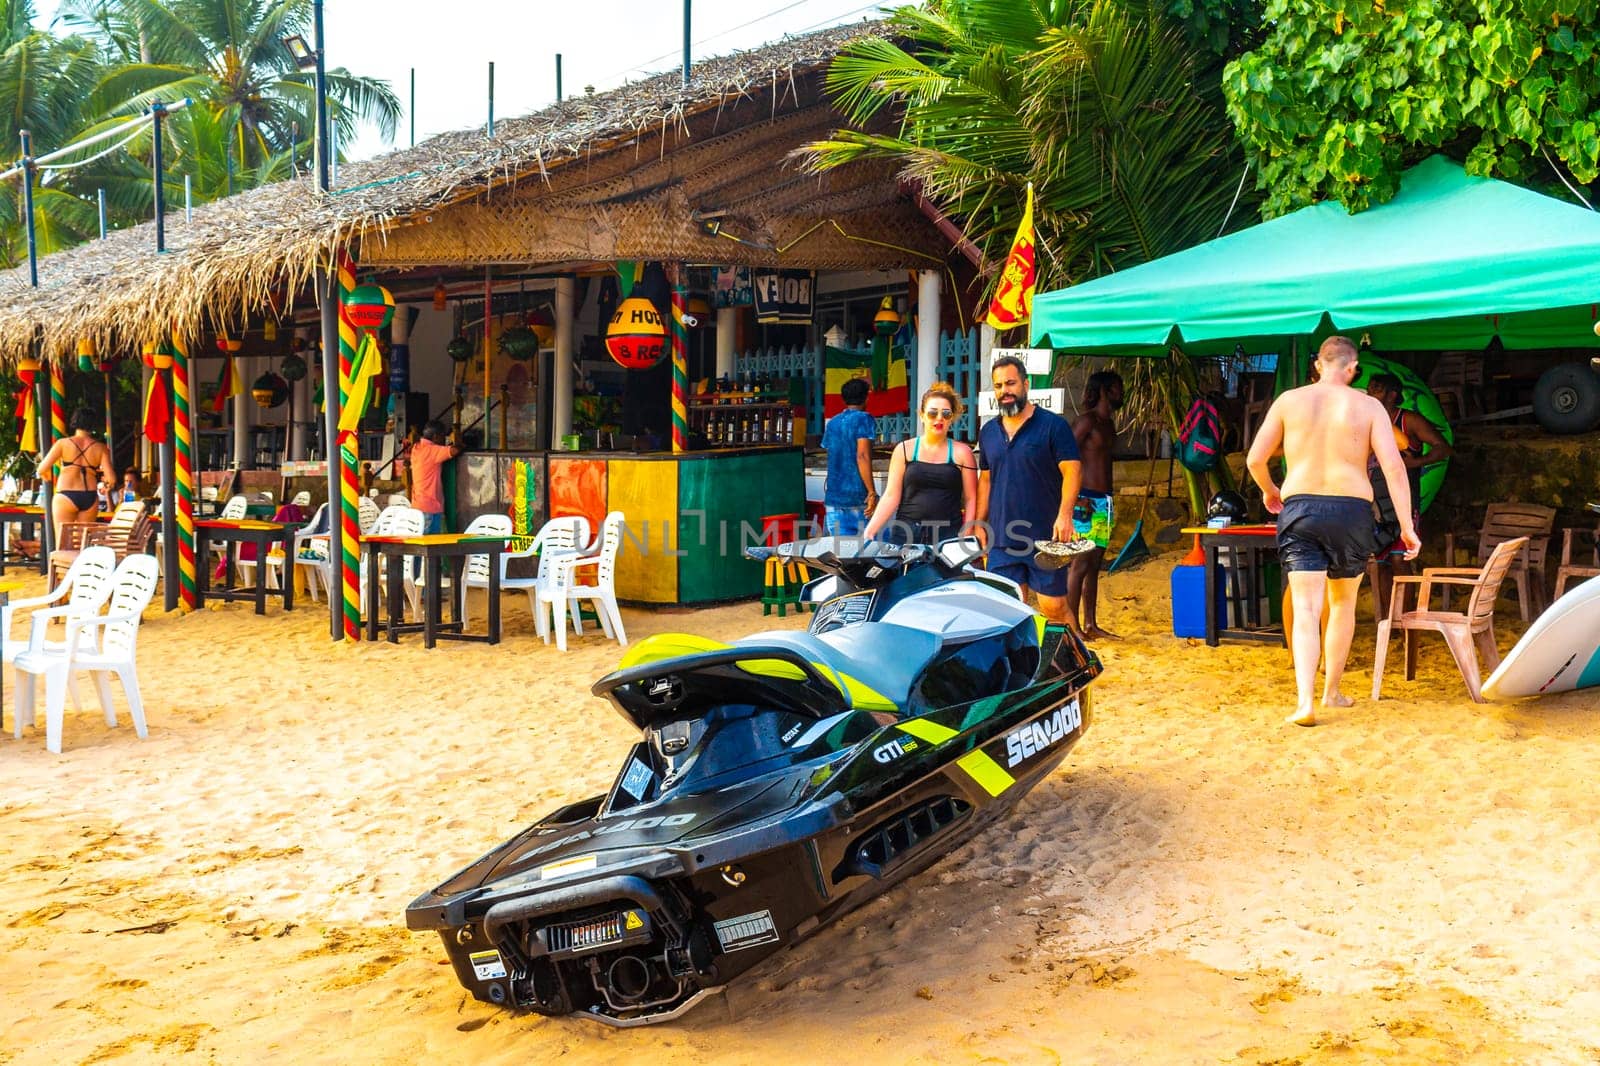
[864,381,978,545]
[36,406,117,547]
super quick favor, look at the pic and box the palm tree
[58,0,399,183]
[807,0,1249,287]
[0,0,108,264]
[805,0,1255,513]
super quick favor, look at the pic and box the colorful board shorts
[1276,494,1378,579]
[1072,490,1114,550]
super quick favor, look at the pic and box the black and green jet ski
[405,536,1100,1026]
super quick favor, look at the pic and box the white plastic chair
[460,515,588,628]
[299,498,382,604]
[13,554,159,754]
[360,505,426,619]
[2,545,117,667]
[285,502,332,602]
[448,513,514,623]
[540,511,627,651]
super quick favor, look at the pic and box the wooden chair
[48,501,150,589]
[1372,536,1528,704]
[1239,373,1275,454]
[1553,517,1600,599]
[1428,352,1484,423]
[1443,502,1555,621]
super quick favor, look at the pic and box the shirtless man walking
[1068,370,1123,639]
[1247,336,1419,726]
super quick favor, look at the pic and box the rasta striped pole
[169,334,197,608]
[670,268,687,454]
[49,360,65,476]
[335,250,362,641]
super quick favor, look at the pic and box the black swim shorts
[1276,494,1378,579]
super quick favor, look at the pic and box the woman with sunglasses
[864,382,977,545]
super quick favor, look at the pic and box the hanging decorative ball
[433,280,449,312]
[446,336,473,363]
[498,325,542,362]
[251,371,290,409]
[344,283,396,331]
[1592,319,1600,338]
[605,296,667,370]
[76,337,97,370]
[526,308,556,349]
[279,351,308,382]
[873,296,901,337]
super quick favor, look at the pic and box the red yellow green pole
[169,334,197,608]
[670,268,687,454]
[336,251,362,641]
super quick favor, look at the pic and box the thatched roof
[0,19,895,363]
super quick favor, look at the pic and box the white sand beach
[3,559,1599,1064]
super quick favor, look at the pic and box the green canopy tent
[1031,156,1600,364]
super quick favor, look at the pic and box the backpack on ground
[1176,395,1223,473]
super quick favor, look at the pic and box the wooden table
[0,506,46,575]
[195,519,300,615]
[0,506,114,575]
[363,533,508,648]
[1180,525,1285,647]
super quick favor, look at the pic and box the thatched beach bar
[0,21,981,610]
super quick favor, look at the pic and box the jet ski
[405,535,1101,1026]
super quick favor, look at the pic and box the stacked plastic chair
[759,513,810,617]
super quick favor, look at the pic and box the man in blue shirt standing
[977,355,1083,632]
[821,377,877,536]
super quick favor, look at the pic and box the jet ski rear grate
[837,796,972,881]
[538,907,653,959]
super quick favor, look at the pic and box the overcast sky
[32,0,887,161]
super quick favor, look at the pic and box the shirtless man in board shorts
[1246,336,1420,726]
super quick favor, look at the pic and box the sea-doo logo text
[522,813,698,860]
[873,738,919,763]
[1004,699,1081,768]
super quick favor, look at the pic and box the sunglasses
[923,408,954,420]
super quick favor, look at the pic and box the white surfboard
[1482,575,1600,699]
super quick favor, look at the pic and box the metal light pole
[151,102,167,251]
[309,0,342,640]
[19,130,53,570]
[682,0,691,88]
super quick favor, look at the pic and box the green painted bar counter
[454,447,806,605]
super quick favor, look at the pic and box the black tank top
[896,438,964,528]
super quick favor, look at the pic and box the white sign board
[988,348,1053,376]
[978,388,1067,421]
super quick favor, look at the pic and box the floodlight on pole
[283,34,316,70]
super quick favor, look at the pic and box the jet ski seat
[736,624,941,714]
[613,625,941,715]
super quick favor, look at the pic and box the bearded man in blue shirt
[976,355,1083,633]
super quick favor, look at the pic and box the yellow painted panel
[608,459,679,603]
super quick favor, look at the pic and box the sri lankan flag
[337,332,383,435]
[823,344,908,419]
[212,351,243,412]
[984,182,1036,330]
